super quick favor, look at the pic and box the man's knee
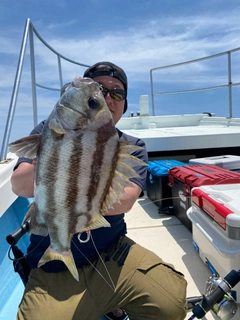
[127,253,187,319]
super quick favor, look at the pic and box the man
[11,62,187,320]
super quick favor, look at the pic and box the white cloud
[35,14,240,73]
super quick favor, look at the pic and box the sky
[1,0,240,152]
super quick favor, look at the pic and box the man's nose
[104,93,114,106]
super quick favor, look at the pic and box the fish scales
[8,76,147,281]
[37,130,71,251]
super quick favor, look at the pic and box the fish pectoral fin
[38,247,79,281]
[23,201,35,222]
[80,214,111,232]
[9,134,41,158]
[48,119,66,137]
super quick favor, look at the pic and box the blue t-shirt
[15,120,148,272]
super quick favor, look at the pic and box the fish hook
[77,230,91,243]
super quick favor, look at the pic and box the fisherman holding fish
[10,62,187,320]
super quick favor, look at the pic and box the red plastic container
[168,165,240,231]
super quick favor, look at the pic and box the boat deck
[119,115,240,154]
[124,193,240,320]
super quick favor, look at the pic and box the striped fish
[9,76,146,281]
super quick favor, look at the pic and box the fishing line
[130,195,186,214]
[72,232,116,292]
[89,231,116,292]
[8,229,115,293]
[134,176,236,213]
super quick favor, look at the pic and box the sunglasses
[100,86,126,101]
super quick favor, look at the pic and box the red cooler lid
[168,165,240,195]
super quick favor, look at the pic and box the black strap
[12,245,30,286]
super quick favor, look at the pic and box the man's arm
[11,161,36,198]
[11,120,45,198]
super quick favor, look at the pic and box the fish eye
[88,97,100,109]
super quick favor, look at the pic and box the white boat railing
[150,47,240,116]
[0,18,89,162]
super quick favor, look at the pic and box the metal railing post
[57,55,63,90]
[0,18,31,161]
[29,23,38,127]
[150,69,155,116]
[227,52,233,118]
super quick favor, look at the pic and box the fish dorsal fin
[80,214,111,232]
[101,142,147,212]
[8,134,41,159]
[119,143,144,154]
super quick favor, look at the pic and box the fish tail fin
[38,247,79,281]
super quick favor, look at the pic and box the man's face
[92,75,125,124]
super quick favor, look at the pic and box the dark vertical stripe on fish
[66,133,85,232]
[86,120,119,211]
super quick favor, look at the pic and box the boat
[1,18,240,320]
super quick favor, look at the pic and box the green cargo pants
[17,236,187,320]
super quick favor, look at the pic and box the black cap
[83,61,128,114]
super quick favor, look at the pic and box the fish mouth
[61,103,88,117]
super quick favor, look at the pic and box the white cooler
[189,155,240,171]
[191,184,240,239]
[187,184,240,302]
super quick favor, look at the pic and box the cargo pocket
[137,250,184,275]
[136,251,164,273]
[136,251,187,307]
